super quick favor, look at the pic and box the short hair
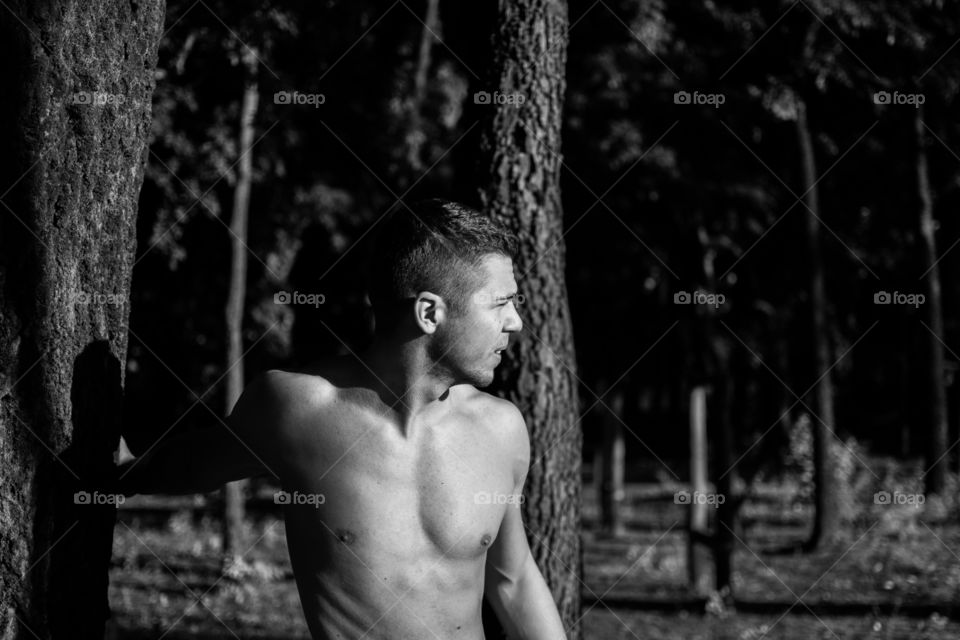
[366,199,518,319]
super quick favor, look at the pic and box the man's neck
[359,337,453,435]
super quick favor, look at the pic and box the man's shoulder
[453,385,514,414]
[454,386,527,442]
[247,363,343,413]
[257,366,334,392]
[455,387,530,481]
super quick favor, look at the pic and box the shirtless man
[116,199,567,639]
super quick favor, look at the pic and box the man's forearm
[116,429,234,496]
[487,554,567,640]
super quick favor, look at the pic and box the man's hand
[109,436,135,495]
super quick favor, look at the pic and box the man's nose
[505,303,523,333]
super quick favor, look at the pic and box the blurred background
[111,0,960,638]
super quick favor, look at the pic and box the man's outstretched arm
[484,407,567,640]
[115,372,281,496]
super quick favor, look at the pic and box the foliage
[127,0,960,494]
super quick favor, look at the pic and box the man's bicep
[486,497,533,583]
[221,371,286,480]
[486,405,534,583]
[206,415,273,481]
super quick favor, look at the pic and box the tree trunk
[698,227,735,595]
[687,386,711,595]
[916,106,949,495]
[592,440,603,514]
[713,356,736,594]
[599,387,625,537]
[404,0,440,175]
[222,47,259,566]
[0,1,165,637]
[796,98,843,549]
[476,0,581,635]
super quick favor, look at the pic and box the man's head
[367,199,523,387]
[368,199,518,318]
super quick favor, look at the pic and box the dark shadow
[34,341,124,638]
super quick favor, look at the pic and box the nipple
[336,529,355,545]
[480,534,492,547]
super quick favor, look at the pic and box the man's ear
[413,291,446,334]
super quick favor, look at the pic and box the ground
[106,465,960,639]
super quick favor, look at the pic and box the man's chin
[462,369,495,388]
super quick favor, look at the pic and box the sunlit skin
[118,253,568,640]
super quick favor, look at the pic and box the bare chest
[284,415,516,562]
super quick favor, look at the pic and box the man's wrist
[113,459,142,497]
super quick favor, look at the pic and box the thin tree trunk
[405,0,440,175]
[687,386,711,594]
[699,227,735,594]
[477,0,581,635]
[0,1,165,637]
[900,349,911,456]
[796,97,843,549]
[713,356,737,595]
[600,387,625,537]
[222,47,259,566]
[916,106,949,494]
[592,439,603,512]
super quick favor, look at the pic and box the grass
[106,467,960,639]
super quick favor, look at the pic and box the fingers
[116,435,135,465]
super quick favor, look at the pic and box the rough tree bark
[222,46,260,567]
[476,0,582,636]
[0,1,165,637]
[916,105,949,495]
